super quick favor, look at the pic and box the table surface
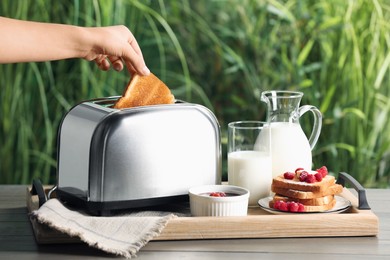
[0,185,389,259]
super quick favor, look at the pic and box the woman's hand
[82,25,150,75]
[0,16,150,75]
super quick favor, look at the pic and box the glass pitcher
[257,90,322,178]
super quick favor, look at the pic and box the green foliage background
[0,0,389,187]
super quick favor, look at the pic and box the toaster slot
[90,97,185,109]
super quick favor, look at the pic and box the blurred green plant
[0,0,389,187]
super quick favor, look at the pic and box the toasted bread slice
[113,73,175,109]
[269,198,336,212]
[302,199,336,212]
[271,175,336,193]
[271,183,343,199]
[273,194,334,206]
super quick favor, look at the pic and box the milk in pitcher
[256,122,312,178]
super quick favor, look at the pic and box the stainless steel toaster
[56,97,221,215]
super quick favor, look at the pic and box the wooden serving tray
[27,184,378,244]
[158,188,378,240]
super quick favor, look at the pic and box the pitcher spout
[261,90,304,124]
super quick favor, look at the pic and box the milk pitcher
[259,90,322,178]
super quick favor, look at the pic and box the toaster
[56,97,221,215]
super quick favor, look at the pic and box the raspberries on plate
[273,200,305,212]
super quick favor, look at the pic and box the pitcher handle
[298,105,322,149]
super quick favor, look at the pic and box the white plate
[258,195,351,215]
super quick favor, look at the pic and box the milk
[256,122,312,178]
[228,151,272,206]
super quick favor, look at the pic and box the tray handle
[337,172,371,210]
[31,179,47,207]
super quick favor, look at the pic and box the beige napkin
[30,199,176,258]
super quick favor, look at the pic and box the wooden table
[1,185,389,259]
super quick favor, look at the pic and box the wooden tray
[27,184,378,244]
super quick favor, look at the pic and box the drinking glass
[228,121,272,206]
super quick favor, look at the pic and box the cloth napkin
[30,199,176,258]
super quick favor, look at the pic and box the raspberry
[316,166,328,177]
[297,203,305,212]
[278,201,288,211]
[209,192,226,197]
[283,172,295,180]
[315,172,323,182]
[305,174,316,183]
[274,200,282,210]
[289,202,299,212]
[299,171,309,182]
[295,167,304,173]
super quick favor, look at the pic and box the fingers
[125,60,137,75]
[89,26,150,75]
[95,55,124,72]
[124,35,150,76]
[94,55,110,71]
[123,50,150,76]
[128,35,144,60]
[95,54,148,74]
[108,56,124,71]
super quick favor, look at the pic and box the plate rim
[258,195,351,214]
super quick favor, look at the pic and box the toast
[273,194,335,206]
[271,174,336,193]
[268,166,343,212]
[271,183,343,199]
[113,73,175,109]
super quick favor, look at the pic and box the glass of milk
[228,121,272,206]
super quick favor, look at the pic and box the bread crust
[271,175,336,193]
[271,184,343,199]
[113,73,175,109]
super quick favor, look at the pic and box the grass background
[0,0,389,188]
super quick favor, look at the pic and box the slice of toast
[271,183,343,199]
[273,194,335,206]
[113,73,175,109]
[269,198,336,212]
[271,175,336,193]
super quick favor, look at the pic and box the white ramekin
[189,185,250,217]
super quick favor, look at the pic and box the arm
[0,16,150,75]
